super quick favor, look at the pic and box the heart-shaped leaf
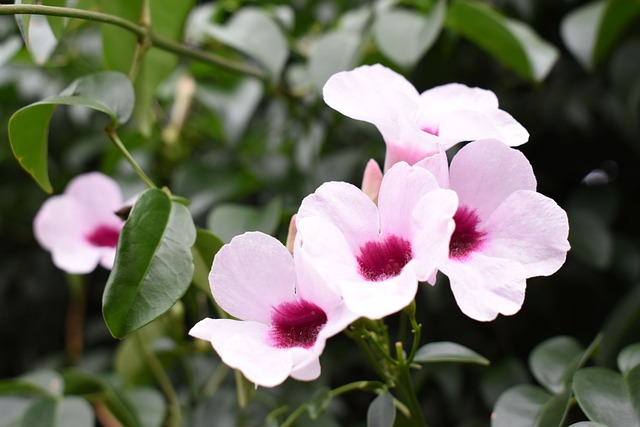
[367,391,395,427]
[492,384,552,427]
[8,71,134,193]
[21,396,94,427]
[103,188,196,338]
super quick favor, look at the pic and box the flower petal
[438,110,529,150]
[210,232,296,324]
[339,266,419,319]
[440,254,527,321]
[410,189,458,279]
[323,64,419,137]
[415,147,450,188]
[297,181,380,251]
[65,172,124,225]
[378,162,441,239]
[449,139,536,221]
[189,318,295,387]
[290,354,322,381]
[482,190,570,278]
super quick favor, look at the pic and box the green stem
[105,124,156,189]
[407,315,422,364]
[64,274,86,365]
[134,331,182,427]
[395,342,427,427]
[0,4,267,80]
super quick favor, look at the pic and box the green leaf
[535,390,571,427]
[492,384,552,427]
[561,0,640,70]
[191,229,224,293]
[446,0,558,82]
[205,7,287,81]
[8,71,134,193]
[19,371,64,396]
[0,396,31,427]
[306,387,331,420]
[309,30,363,91]
[367,392,395,427]
[0,36,22,67]
[103,188,196,338]
[122,388,166,427]
[626,364,640,422]
[206,197,282,243]
[573,367,640,427]
[413,341,490,365]
[21,396,94,427]
[618,343,640,374]
[567,209,613,270]
[373,1,446,69]
[529,336,583,394]
[568,423,609,427]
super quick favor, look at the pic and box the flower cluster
[189,64,570,387]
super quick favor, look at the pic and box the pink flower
[420,139,570,321]
[295,162,458,319]
[33,172,126,274]
[189,232,357,387]
[323,64,529,170]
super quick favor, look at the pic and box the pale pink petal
[189,318,295,387]
[51,239,102,274]
[437,110,529,150]
[419,83,499,115]
[319,303,360,338]
[482,191,570,278]
[361,159,383,203]
[65,172,124,225]
[98,248,118,270]
[377,162,441,238]
[323,64,419,137]
[409,189,458,279]
[449,139,536,221]
[290,355,322,381]
[415,147,450,188]
[209,232,296,324]
[382,115,440,170]
[297,182,380,251]
[440,254,527,321]
[339,266,419,319]
[34,197,88,251]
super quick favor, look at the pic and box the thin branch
[0,4,267,80]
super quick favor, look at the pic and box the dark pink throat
[269,299,328,349]
[421,125,439,136]
[86,225,121,248]
[357,235,413,281]
[449,206,485,260]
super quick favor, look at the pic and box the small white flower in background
[34,172,126,274]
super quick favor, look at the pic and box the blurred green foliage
[1,0,640,425]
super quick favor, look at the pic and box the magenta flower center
[269,299,328,349]
[449,206,486,259]
[85,225,121,248]
[357,235,413,281]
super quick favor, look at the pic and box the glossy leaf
[373,1,446,69]
[536,390,571,427]
[491,384,552,427]
[446,0,558,82]
[0,396,31,427]
[627,364,640,422]
[414,341,490,365]
[191,229,224,293]
[568,423,609,427]
[103,188,196,338]
[206,197,282,243]
[367,391,395,427]
[573,367,639,427]
[309,30,363,91]
[561,0,640,70]
[19,370,64,396]
[8,71,134,193]
[529,336,583,394]
[0,36,22,67]
[122,388,166,427]
[618,343,640,374]
[205,7,287,81]
[21,396,94,427]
